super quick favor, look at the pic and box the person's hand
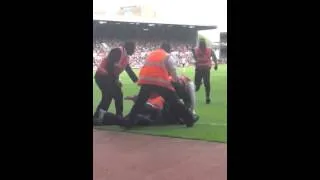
[124,95,137,102]
[116,81,122,88]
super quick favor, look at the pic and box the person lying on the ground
[93,75,199,126]
[170,75,197,115]
[93,97,184,126]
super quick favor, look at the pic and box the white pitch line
[196,122,227,126]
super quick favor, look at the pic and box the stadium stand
[93,20,220,70]
[219,32,227,63]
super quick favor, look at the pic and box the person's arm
[124,95,138,102]
[165,55,178,82]
[107,48,122,79]
[125,65,138,83]
[191,48,197,64]
[211,49,218,70]
[191,48,197,59]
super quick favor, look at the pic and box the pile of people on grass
[93,39,195,70]
[93,39,219,128]
[93,42,201,128]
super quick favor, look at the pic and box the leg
[94,76,113,119]
[155,86,196,127]
[126,85,153,127]
[113,85,124,117]
[194,68,203,92]
[101,112,122,125]
[203,69,211,103]
[187,82,196,113]
[163,104,183,125]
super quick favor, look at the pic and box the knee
[195,85,200,91]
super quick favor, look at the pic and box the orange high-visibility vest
[194,48,212,69]
[138,49,175,91]
[146,93,165,110]
[96,47,129,75]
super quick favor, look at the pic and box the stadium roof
[93,14,217,30]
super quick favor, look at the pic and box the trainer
[93,42,138,124]
[192,38,218,104]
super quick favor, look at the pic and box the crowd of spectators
[93,38,195,69]
[93,38,225,70]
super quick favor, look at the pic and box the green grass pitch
[93,64,227,142]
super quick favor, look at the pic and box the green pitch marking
[93,65,227,142]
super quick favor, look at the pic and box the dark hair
[124,41,135,50]
[123,41,135,55]
[160,43,171,53]
[199,39,207,51]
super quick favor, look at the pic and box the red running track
[94,129,227,180]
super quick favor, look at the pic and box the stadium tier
[93,20,218,69]
[219,32,227,62]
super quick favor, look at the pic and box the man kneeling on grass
[93,75,199,127]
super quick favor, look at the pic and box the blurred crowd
[93,39,195,70]
[93,39,227,70]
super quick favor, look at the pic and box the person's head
[199,38,207,51]
[124,41,135,55]
[160,43,171,53]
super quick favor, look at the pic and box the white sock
[98,109,106,120]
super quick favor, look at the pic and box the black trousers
[173,82,191,110]
[127,85,194,126]
[94,74,123,117]
[99,109,182,126]
[194,68,211,99]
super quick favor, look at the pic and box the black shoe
[186,121,195,128]
[206,98,211,104]
[193,114,200,122]
[186,114,200,128]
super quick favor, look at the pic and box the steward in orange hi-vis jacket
[124,43,197,128]
[192,38,218,104]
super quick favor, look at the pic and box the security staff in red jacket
[93,42,138,124]
[192,39,218,104]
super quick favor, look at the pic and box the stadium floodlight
[143,28,149,31]
[148,24,155,27]
[188,26,195,28]
[99,21,107,24]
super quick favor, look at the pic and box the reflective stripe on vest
[143,61,166,68]
[139,76,173,88]
[146,95,165,110]
[138,49,175,91]
[195,48,212,68]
